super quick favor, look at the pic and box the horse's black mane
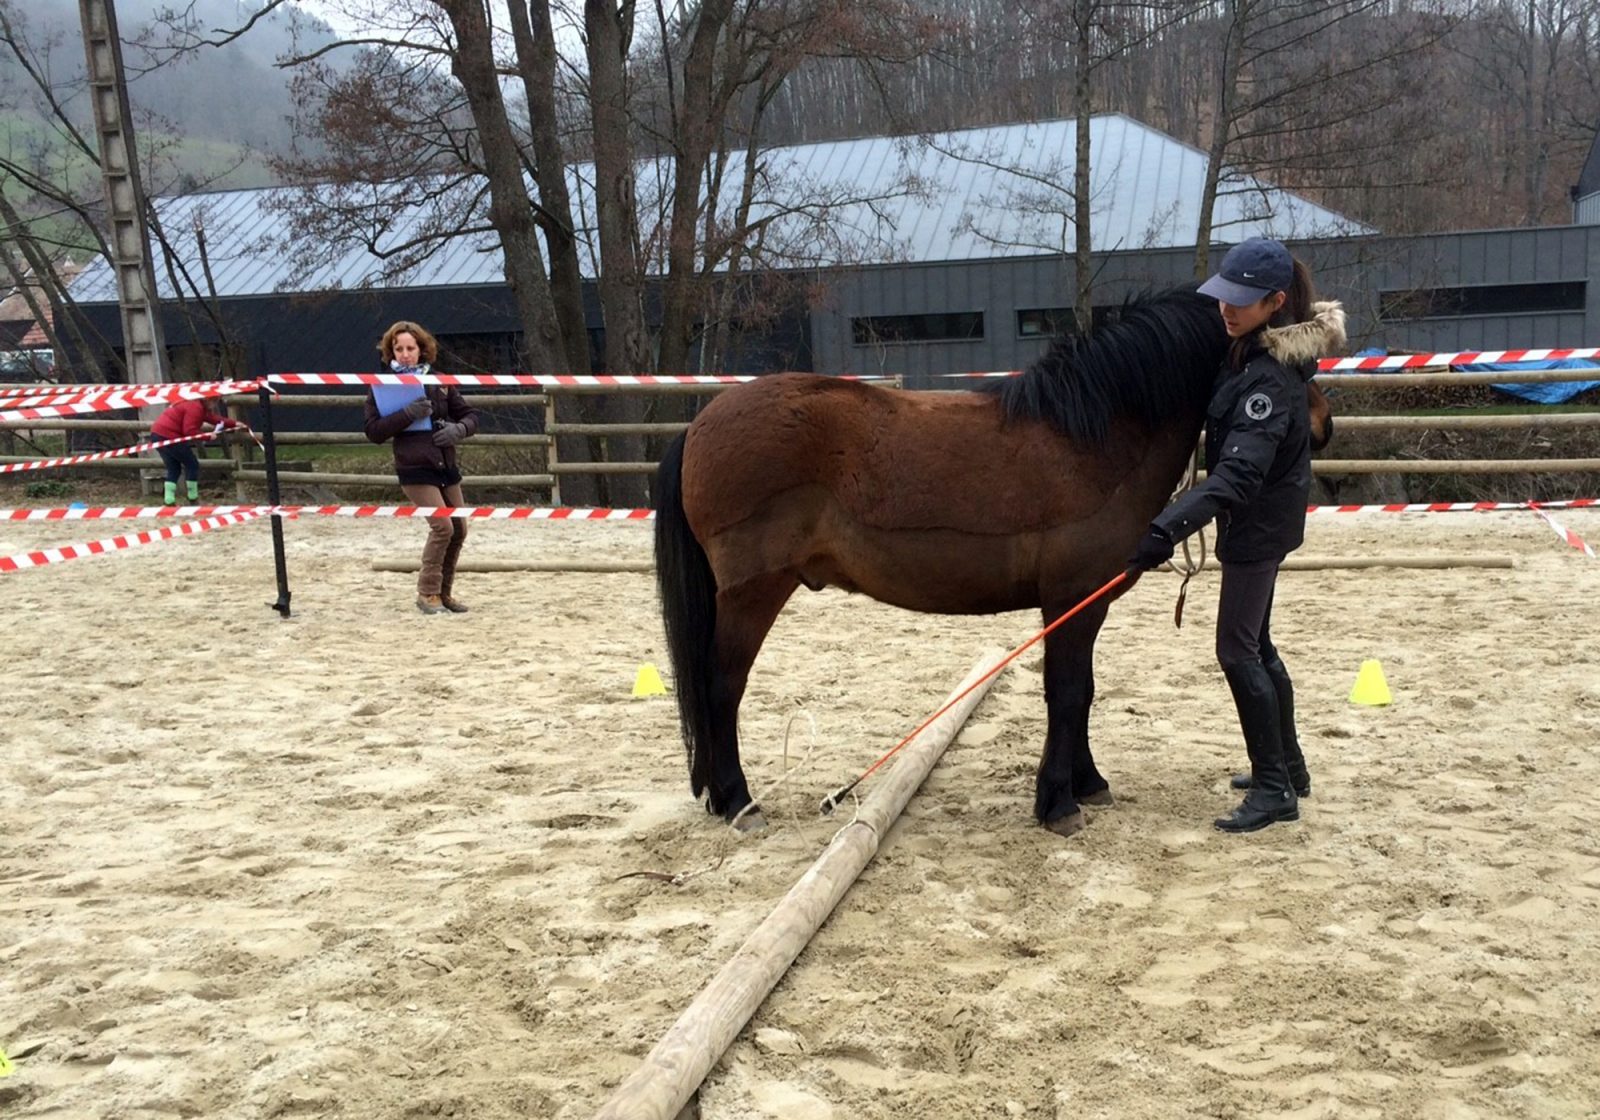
[982,286,1227,445]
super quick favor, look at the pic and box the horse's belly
[801,525,1042,615]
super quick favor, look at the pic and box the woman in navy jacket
[1128,238,1345,833]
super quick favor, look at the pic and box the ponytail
[1273,259,1316,329]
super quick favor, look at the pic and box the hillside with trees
[1,0,332,190]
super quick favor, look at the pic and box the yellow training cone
[632,663,668,698]
[1349,659,1392,706]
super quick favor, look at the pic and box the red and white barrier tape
[274,357,1600,383]
[1528,503,1597,559]
[9,500,1600,522]
[0,384,120,401]
[270,370,1042,387]
[0,379,264,408]
[0,509,263,574]
[1306,498,1600,514]
[0,432,215,474]
[0,505,656,521]
[271,371,761,388]
[272,505,654,520]
[5,502,1596,572]
[0,380,265,423]
[46,354,1593,401]
[1318,348,1600,371]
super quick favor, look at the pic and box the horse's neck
[1141,409,1209,505]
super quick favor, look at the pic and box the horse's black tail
[654,433,718,801]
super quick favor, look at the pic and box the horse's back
[681,374,1129,534]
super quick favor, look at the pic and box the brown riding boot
[438,565,468,613]
[438,520,468,612]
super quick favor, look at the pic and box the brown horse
[655,288,1331,835]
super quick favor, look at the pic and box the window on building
[851,311,984,345]
[1380,281,1587,320]
[1018,308,1072,338]
[437,333,521,373]
[1016,305,1123,338]
[168,342,247,381]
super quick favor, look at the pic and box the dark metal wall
[70,225,1600,394]
[69,280,813,382]
[810,226,1600,380]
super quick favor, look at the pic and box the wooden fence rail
[6,373,1600,500]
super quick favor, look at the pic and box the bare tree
[1186,0,1457,273]
[1457,0,1599,225]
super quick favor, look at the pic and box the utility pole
[79,0,168,385]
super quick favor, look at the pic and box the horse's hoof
[730,807,767,833]
[1080,789,1115,807]
[1044,810,1086,837]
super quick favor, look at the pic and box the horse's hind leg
[706,572,799,828]
[1035,598,1111,836]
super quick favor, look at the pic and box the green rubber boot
[163,481,177,505]
[186,480,201,502]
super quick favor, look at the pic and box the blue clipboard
[373,384,431,432]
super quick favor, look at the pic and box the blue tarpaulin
[1337,349,1600,404]
[1456,359,1600,405]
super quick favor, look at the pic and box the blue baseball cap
[1198,237,1293,306]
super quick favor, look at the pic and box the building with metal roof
[69,114,1368,304]
[59,112,1598,393]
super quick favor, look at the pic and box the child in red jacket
[150,397,243,504]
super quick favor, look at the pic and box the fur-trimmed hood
[1262,301,1346,373]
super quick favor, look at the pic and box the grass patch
[24,479,73,499]
[1395,402,1600,417]
[273,444,392,473]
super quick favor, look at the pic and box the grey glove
[432,421,468,447]
[402,397,433,420]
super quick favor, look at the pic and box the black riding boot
[1229,654,1311,797]
[1215,658,1300,833]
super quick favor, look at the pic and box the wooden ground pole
[591,647,1010,1120]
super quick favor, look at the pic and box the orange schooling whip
[819,570,1132,816]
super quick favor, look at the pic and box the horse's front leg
[1035,599,1111,837]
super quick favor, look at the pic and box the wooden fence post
[546,392,562,508]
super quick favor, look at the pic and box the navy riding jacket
[1153,343,1313,565]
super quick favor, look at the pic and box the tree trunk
[656,0,737,375]
[509,0,594,377]
[584,0,650,505]
[1072,0,1094,332]
[437,0,563,374]
[1195,0,1245,277]
[0,188,110,382]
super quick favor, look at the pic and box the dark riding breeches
[1216,557,1283,669]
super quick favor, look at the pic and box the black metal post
[258,384,291,617]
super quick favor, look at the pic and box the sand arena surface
[2,509,1599,1118]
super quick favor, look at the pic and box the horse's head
[1308,381,1333,450]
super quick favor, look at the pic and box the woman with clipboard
[363,321,480,614]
